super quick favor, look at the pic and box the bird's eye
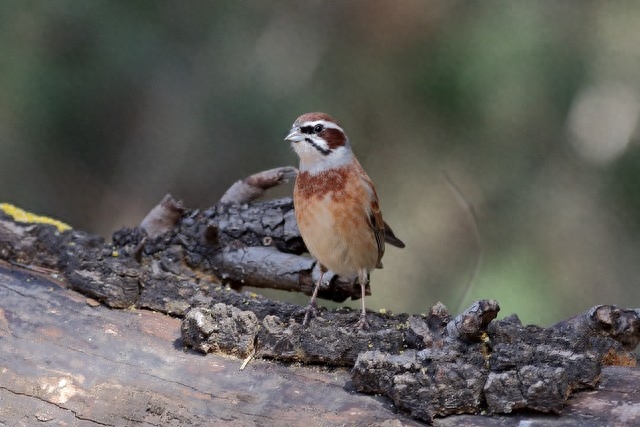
[313,124,324,133]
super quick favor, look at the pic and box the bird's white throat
[295,144,354,175]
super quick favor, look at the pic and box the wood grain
[0,265,418,426]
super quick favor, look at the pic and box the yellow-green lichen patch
[0,203,71,233]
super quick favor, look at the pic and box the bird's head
[285,112,353,174]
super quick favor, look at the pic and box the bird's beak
[284,128,304,143]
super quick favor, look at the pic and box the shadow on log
[0,167,639,425]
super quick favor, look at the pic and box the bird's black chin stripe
[305,138,331,156]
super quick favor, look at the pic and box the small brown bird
[285,112,405,328]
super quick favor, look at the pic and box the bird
[284,112,405,328]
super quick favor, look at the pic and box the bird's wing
[368,195,386,269]
[352,166,386,269]
[355,159,404,269]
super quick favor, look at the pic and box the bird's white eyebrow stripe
[300,120,344,133]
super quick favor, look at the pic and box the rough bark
[0,264,420,426]
[1,167,639,424]
[1,264,639,426]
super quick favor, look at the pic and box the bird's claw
[355,314,370,330]
[302,303,318,326]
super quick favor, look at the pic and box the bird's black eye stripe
[305,138,331,156]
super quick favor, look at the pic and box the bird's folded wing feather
[368,197,386,269]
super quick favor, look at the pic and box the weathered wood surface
[1,264,639,426]
[0,264,419,426]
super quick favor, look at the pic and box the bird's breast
[293,167,378,278]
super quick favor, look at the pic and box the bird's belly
[295,195,378,279]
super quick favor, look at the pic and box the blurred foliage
[1,1,640,325]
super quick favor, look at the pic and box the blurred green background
[2,1,639,326]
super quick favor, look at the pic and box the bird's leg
[303,264,326,326]
[355,269,370,330]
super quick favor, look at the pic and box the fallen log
[0,168,638,425]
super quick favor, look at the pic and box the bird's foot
[355,313,370,330]
[302,302,318,326]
